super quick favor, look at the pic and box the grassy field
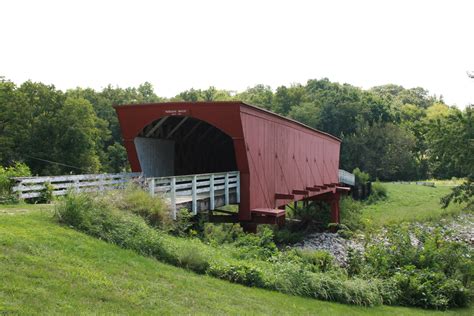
[361,183,466,227]
[1,208,472,315]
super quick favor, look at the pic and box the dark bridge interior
[138,116,237,176]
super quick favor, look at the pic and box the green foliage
[347,225,472,309]
[175,243,210,273]
[54,192,170,260]
[273,226,305,245]
[296,249,335,273]
[53,193,388,307]
[441,176,473,211]
[0,162,31,203]
[107,185,170,228]
[202,223,243,245]
[367,181,388,204]
[208,261,265,287]
[169,208,195,237]
[340,197,364,231]
[353,168,370,184]
[234,226,278,260]
[36,182,54,204]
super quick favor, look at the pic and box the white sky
[1,0,473,108]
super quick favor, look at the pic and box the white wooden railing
[12,172,141,199]
[338,169,355,186]
[148,171,240,219]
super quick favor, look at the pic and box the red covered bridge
[115,101,352,231]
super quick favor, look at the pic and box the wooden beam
[145,116,169,137]
[275,193,294,200]
[182,121,202,142]
[166,116,189,139]
[306,187,320,192]
[198,126,215,142]
[292,189,308,195]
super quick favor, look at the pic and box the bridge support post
[192,175,197,215]
[149,178,155,197]
[171,177,177,220]
[224,173,229,205]
[210,174,215,210]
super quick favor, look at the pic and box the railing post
[192,175,197,215]
[149,178,155,197]
[74,179,80,193]
[224,173,229,205]
[210,174,215,210]
[236,172,240,203]
[171,177,177,220]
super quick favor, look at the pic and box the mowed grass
[1,209,472,315]
[361,183,465,226]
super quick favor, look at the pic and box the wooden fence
[12,172,141,199]
[148,171,240,219]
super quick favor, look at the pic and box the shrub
[175,243,210,273]
[391,267,470,309]
[296,249,335,273]
[351,225,472,308]
[353,168,370,184]
[273,227,305,245]
[207,261,265,287]
[55,192,169,260]
[367,180,387,204]
[169,208,194,236]
[291,201,331,229]
[234,226,278,260]
[339,197,364,231]
[0,162,31,203]
[202,223,243,245]
[108,185,170,228]
[36,182,54,204]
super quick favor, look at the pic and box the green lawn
[1,208,472,315]
[361,183,466,227]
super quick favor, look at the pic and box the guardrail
[12,172,142,199]
[338,169,355,186]
[148,171,240,219]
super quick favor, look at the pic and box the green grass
[1,208,472,315]
[361,183,465,227]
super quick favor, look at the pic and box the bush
[55,192,169,260]
[108,185,170,228]
[273,227,305,245]
[234,226,278,260]
[175,243,210,273]
[340,197,364,231]
[353,168,370,184]
[169,208,195,236]
[349,225,472,308]
[391,267,470,309]
[208,261,265,287]
[0,162,31,203]
[35,182,54,204]
[202,223,243,245]
[367,180,387,204]
[296,249,335,273]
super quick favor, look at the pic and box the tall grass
[54,190,385,307]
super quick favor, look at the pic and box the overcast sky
[1,0,473,108]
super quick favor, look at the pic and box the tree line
[0,76,472,181]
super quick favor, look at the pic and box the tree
[235,84,273,109]
[342,123,418,180]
